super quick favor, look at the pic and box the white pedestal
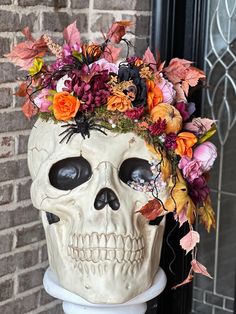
[43,267,166,314]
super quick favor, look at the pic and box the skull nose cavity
[94,188,120,210]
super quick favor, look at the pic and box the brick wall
[0,0,152,313]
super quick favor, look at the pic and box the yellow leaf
[198,196,216,232]
[146,144,172,181]
[29,58,44,76]
[164,170,196,224]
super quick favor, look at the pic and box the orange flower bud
[53,91,80,121]
[175,132,197,158]
[146,80,163,112]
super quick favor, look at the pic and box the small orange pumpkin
[150,103,182,134]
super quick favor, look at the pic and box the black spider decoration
[59,112,107,143]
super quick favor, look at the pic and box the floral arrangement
[6,20,217,287]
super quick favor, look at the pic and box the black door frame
[147,1,208,313]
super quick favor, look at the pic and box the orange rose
[107,91,132,112]
[175,132,197,158]
[53,92,80,121]
[147,80,163,112]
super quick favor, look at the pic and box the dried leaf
[22,27,34,41]
[102,45,122,63]
[185,67,205,87]
[172,274,194,289]
[22,98,37,119]
[143,47,157,71]
[191,259,213,279]
[5,37,47,69]
[174,83,187,103]
[180,230,200,254]
[138,199,164,221]
[63,21,81,47]
[198,125,217,144]
[106,20,133,44]
[184,117,216,136]
[164,171,196,224]
[15,82,28,97]
[199,196,216,232]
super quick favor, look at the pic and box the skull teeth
[68,233,145,263]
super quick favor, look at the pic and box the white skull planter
[28,118,168,304]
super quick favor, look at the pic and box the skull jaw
[44,219,165,304]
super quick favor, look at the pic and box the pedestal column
[43,268,167,314]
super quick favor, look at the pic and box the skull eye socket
[119,158,153,184]
[49,157,92,190]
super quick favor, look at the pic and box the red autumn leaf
[172,273,194,289]
[106,20,133,44]
[138,199,164,221]
[22,26,34,41]
[22,98,37,119]
[180,230,200,254]
[143,47,157,71]
[102,45,122,63]
[5,37,47,69]
[191,259,213,279]
[63,21,81,47]
[15,82,28,97]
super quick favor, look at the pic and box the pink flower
[193,142,217,172]
[157,78,176,103]
[179,156,203,182]
[34,89,52,112]
[94,58,119,74]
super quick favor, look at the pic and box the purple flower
[188,176,210,204]
[175,102,190,121]
[164,133,177,150]
[149,118,167,136]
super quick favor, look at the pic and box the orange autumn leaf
[138,199,164,220]
[175,132,197,158]
[15,82,29,97]
[106,20,133,44]
[22,98,38,119]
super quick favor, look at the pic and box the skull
[28,118,168,304]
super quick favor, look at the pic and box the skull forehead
[28,118,154,175]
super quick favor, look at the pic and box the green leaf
[198,125,217,144]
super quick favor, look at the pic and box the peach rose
[147,80,163,112]
[53,91,80,121]
[107,91,132,112]
[175,132,197,158]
